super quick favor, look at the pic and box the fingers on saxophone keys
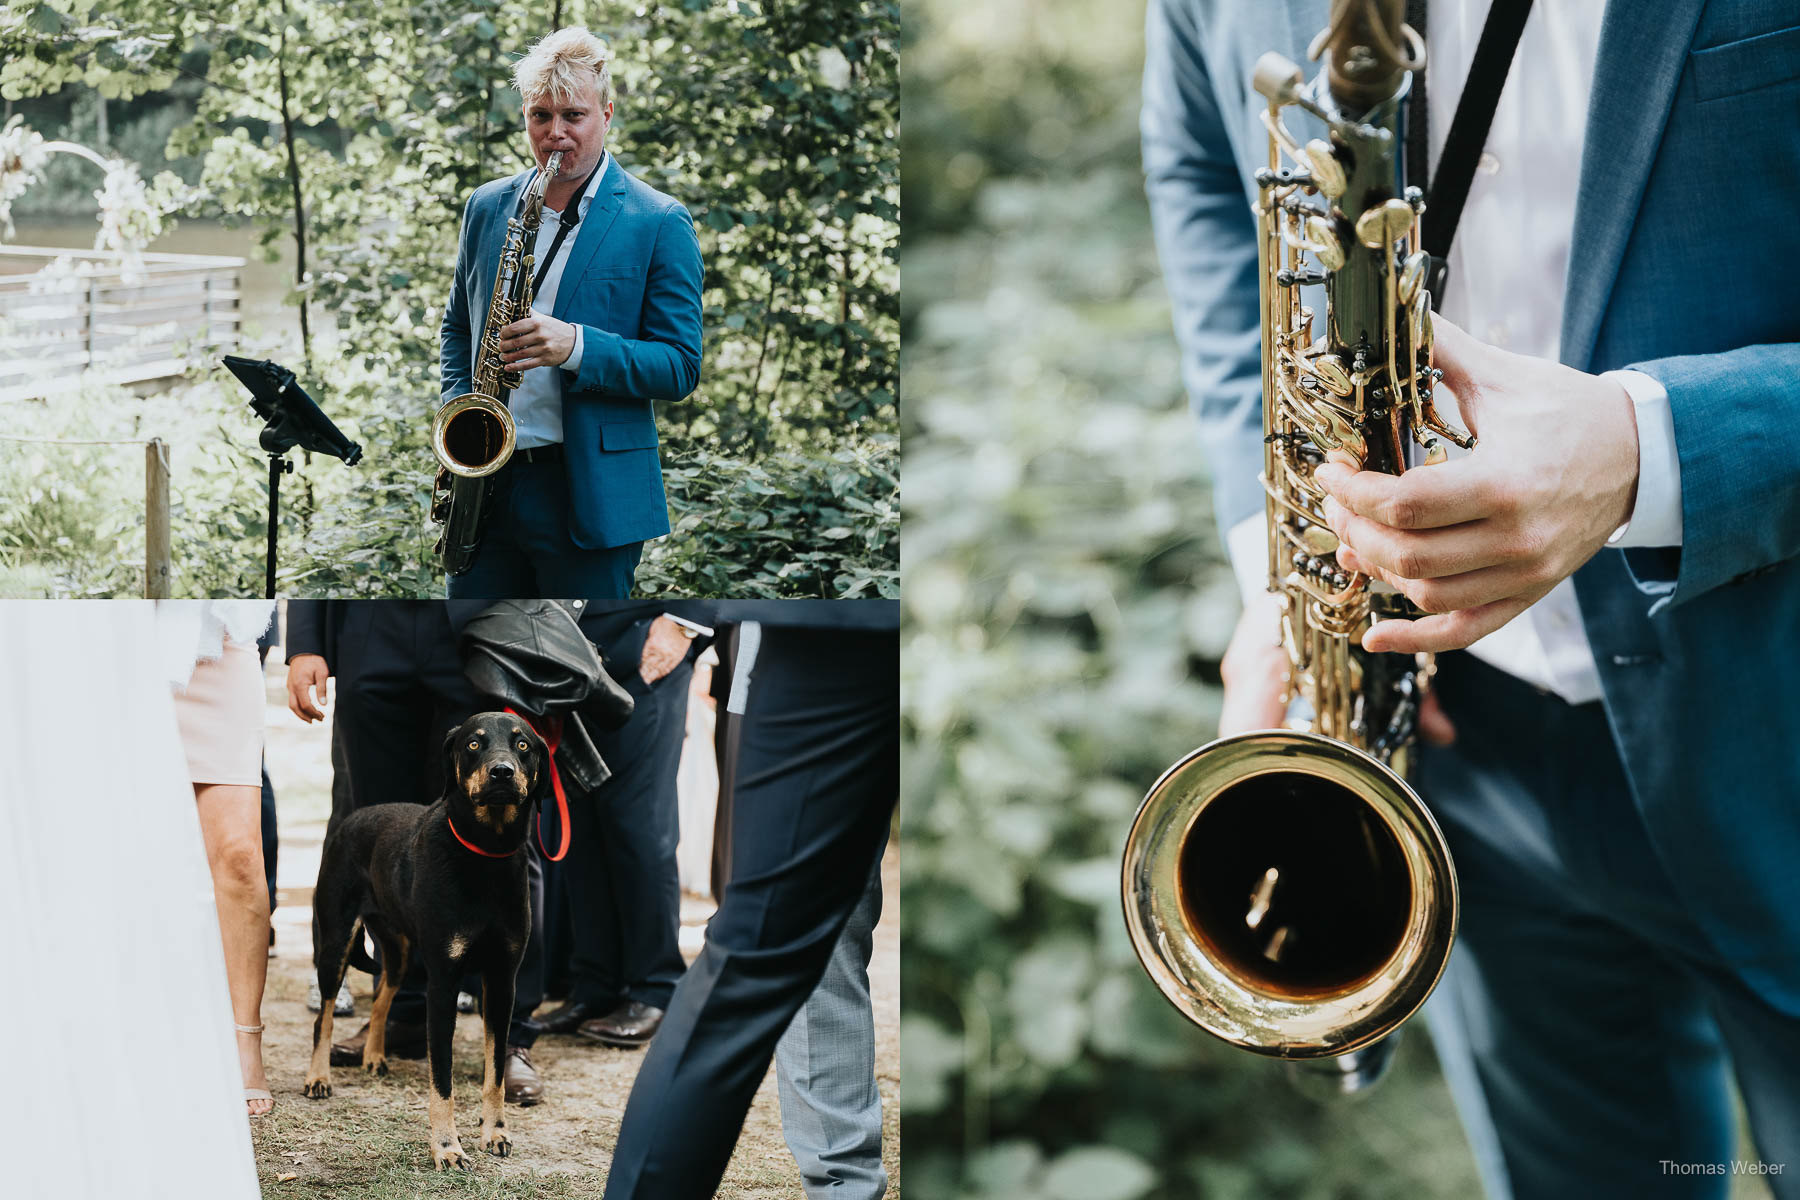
[1363,596,1529,654]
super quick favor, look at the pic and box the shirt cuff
[1225,512,1270,610]
[1603,369,1683,549]
[660,613,715,638]
[563,325,585,375]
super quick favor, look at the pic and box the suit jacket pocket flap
[599,422,659,451]
[1692,25,1800,101]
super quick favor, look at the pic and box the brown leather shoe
[329,1019,427,1067]
[504,1046,544,1105]
[534,999,614,1035]
[577,1001,665,1049]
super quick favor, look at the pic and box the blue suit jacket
[441,154,703,549]
[1144,0,1800,1004]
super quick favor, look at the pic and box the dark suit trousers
[603,627,897,1199]
[444,457,644,600]
[325,602,545,1045]
[1419,653,1800,1200]
[554,656,692,1010]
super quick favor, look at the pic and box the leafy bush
[644,439,899,599]
[0,355,893,598]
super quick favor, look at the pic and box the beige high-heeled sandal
[236,1022,274,1115]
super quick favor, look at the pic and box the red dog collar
[445,812,523,858]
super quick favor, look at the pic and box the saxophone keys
[1298,522,1339,556]
[1355,198,1416,251]
[1306,353,1354,397]
[1252,52,1305,105]
[1422,439,1448,466]
[1398,252,1429,306]
[1304,215,1345,270]
[1302,139,1346,198]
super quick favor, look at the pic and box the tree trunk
[276,8,312,362]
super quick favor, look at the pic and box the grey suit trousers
[776,851,888,1199]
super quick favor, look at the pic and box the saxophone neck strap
[529,154,607,298]
[1407,0,1537,307]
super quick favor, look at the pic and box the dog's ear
[441,726,464,793]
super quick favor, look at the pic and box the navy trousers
[445,455,643,600]
[603,626,898,1199]
[554,655,693,1011]
[1419,652,1800,1200]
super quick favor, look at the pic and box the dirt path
[253,658,899,1198]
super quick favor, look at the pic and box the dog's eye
[467,740,479,751]
[517,740,529,752]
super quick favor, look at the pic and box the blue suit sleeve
[284,600,329,668]
[1142,0,1266,543]
[569,203,703,403]
[1619,342,1800,609]
[440,192,480,403]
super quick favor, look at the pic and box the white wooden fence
[0,244,245,403]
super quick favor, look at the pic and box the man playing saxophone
[440,28,703,598]
[1146,0,1800,1195]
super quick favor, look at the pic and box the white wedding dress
[0,601,260,1199]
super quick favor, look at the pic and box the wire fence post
[145,438,171,598]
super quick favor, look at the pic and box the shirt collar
[544,150,608,222]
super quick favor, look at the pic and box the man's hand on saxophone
[1312,317,1642,656]
[498,313,577,371]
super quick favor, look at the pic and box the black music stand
[222,355,363,598]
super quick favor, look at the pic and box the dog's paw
[482,1127,511,1158]
[301,1076,333,1100]
[432,1140,472,1172]
[363,1056,389,1077]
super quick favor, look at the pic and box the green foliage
[0,368,895,598]
[902,0,1485,1195]
[641,437,899,599]
[0,0,897,594]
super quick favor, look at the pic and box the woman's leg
[195,782,273,1114]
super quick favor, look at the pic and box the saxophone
[430,150,563,576]
[1122,0,1470,1093]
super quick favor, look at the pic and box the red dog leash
[506,706,571,862]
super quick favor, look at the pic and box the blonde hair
[513,28,614,109]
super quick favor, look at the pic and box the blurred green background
[898,4,1776,1199]
[898,1,1487,1196]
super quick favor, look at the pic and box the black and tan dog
[303,712,549,1170]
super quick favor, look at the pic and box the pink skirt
[171,640,265,786]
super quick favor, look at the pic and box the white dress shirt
[1227,0,1684,706]
[510,151,608,449]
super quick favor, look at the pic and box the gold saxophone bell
[431,392,517,479]
[1122,731,1456,1072]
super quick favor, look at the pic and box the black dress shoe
[578,1001,665,1049]
[534,999,614,1035]
[329,1019,427,1067]
[504,1046,544,1105]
